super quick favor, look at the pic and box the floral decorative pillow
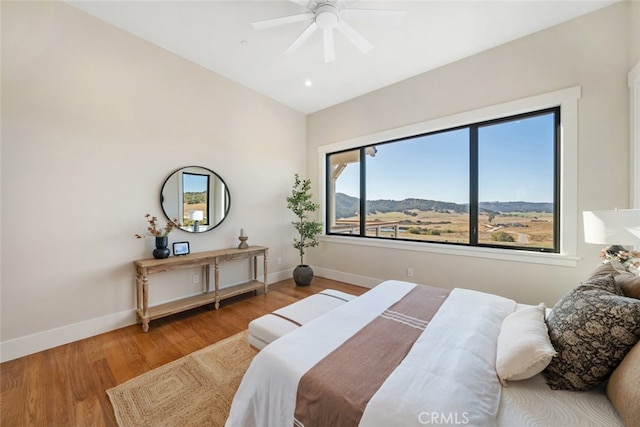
[543,275,640,391]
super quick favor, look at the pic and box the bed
[226,275,639,427]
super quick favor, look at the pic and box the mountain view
[332,193,555,248]
[334,193,553,219]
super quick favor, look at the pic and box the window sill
[320,235,579,267]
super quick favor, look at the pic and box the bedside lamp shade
[583,209,640,245]
[189,210,204,221]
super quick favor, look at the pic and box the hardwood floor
[0,277,367,426]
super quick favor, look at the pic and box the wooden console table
[133,245,268,332]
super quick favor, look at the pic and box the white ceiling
[67,0,618,114]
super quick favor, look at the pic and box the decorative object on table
[153,236,170,259]
[286,174,323,286]
[135,213,181,259]
[583,209,640,274]
[189,210,204,232]
[173,241,190,256]
[238,228,249,249]
[599,246,640,272]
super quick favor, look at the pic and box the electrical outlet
[192,274,199,284]
[277,257,282,265]
[407,268,414,277]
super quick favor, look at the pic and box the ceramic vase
[293,265,313,286]
[153,236,170,259]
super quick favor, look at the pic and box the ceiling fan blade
[323,29,335,63]
[335,20,373,54]
[252,12,313,30]
[285,21,318,54]
[342,8,406,24]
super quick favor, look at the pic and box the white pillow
[496,303,557,385]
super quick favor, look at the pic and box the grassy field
[339,209,554,249]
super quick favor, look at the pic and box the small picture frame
[173,241,190,256]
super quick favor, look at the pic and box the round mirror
[160,166,231,233]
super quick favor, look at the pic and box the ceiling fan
[251,0,405,63]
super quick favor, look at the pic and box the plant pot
[293,265,313,286]
[153,236,170,259]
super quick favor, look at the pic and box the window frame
[317,87,581,267]
[182,172,211,226]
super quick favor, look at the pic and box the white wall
[307,2,633,306]
[630,0,640,67]
[1,1,306,361]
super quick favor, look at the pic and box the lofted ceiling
[67,0,618,114]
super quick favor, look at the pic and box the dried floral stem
[600,246,640,272]
[135,213,181,238]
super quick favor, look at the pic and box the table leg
[204,265,210,293]
[263,250,268,294]
[135,271,143,313]
[214,261,220,309]
[142,274,149,332]
[253,256,257,280]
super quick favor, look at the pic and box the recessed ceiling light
[305,79,313,87]
[240,40,248,46]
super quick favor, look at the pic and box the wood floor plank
[0,277,367,426]
[25,353,48,425]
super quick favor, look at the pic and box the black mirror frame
[160,166,231,233]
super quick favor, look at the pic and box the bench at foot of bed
[248,289,356,350]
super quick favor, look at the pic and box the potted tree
[286,174,323,286]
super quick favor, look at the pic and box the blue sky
[183,173,208,193]
[335,113,555,204]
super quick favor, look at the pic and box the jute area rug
[107,330,256,427]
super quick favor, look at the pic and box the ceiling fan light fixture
[315,4,339,30]
[252,0,401,62]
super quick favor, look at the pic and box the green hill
[334,193,552,219]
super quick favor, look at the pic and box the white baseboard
[267,267,380,289]
[312,266,380,289]
[0,309,136,363]
[276,265,380,289]
[0,268,376,362]
[267,269,292,284]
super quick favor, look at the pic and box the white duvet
[226,280,516,427]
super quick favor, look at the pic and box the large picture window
[326,107,560,253]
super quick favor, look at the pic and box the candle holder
[238,235,248,249]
